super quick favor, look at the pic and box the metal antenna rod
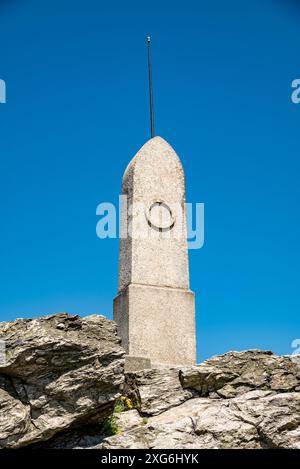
[147,35,155,138]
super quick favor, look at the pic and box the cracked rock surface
[101,351,300,449]
[0,313,125,448]
[0,315,299,450]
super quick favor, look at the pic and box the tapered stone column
[114,136,196,367]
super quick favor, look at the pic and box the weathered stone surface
[118,136,190,292]
[124,355,151,372]
[33,410,144,449]
[29,424,106,449]
[102,391,300,449]
[100,350,300,449]
[231,391,300,448]
[0,313,125,448]
[179,350,300,398]
[1,336,299,449]
[124,368,196,416]
[115,284,196,366]
[116,409,144,433]
[101,397,261,449]
[114,136,196,366]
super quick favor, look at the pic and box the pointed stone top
[122,136,183,195]
[134,135,176,158]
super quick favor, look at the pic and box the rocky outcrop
[0,313,125,448]
[101,351,300,449]
[179,350,300,397]
[102,391,300,449]
[0,314,299,450]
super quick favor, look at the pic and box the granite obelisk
[114,136,196,367]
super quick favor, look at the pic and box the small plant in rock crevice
[102,415,122,437]
[102,396,135,436]
[114,396,134,413]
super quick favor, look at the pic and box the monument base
[124,355,151,372]
[114,283,196,366]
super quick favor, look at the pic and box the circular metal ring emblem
[145,201,175,232]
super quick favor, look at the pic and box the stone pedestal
[114,284,196,366]
[124,355,152,372]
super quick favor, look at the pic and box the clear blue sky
[0,0,299,362]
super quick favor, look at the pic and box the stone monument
[114,136,196,368]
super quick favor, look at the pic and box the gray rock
[124,355,151,373]
[0,313,125,448]
[116,409,144,432]
[124,368,195,416]
[179,350,300,398]
[102,384,300,449]
[34,409,144,449]
[231,391,300,448]
[1,321,299,451]
[101,350,300,449]
[101,397,261,449]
